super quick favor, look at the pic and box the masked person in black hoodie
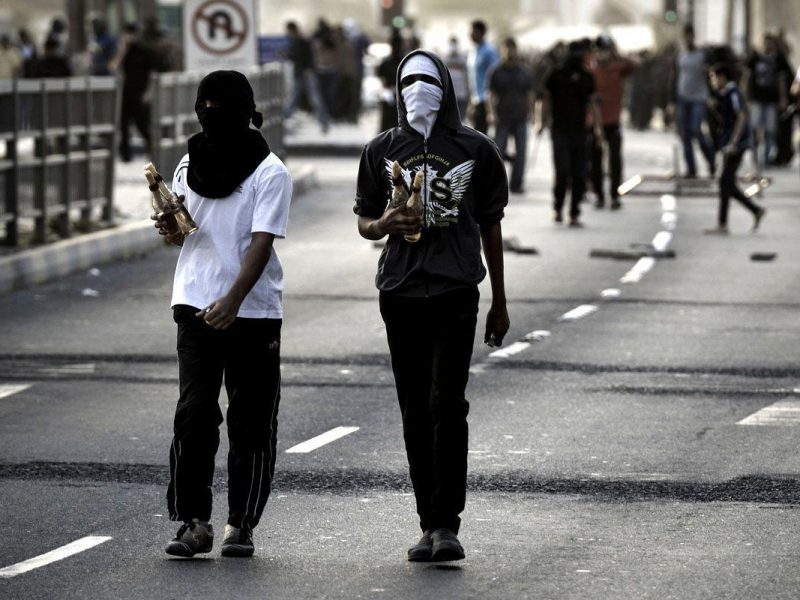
[153,70,292,558]
[354,51,510,562]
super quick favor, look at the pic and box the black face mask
[196,105,249,144]
[187,70,270,199]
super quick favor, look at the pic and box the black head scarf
[187,70,271,198]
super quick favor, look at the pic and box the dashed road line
[472,193,676,373]
[600,288,621,299]
[524,330,552,342]
[620,257,656,283]
[0,536,112,579]
[737,399,800,426]
[559,305,598,322]
[0,384,31,400]
[651,231,673,252]
[285,426,360,453]
[489,341,531,359]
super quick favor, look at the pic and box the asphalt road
[1,130,799,599]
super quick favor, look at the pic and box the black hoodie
[354,50,508,297]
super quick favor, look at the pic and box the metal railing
[149,63,286,181]
[0,77,118,246]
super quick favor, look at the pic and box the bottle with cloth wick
[145,162,198,243]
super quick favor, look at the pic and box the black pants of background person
[589,124,623,207]
[494,119,528,193]
[718,149,760,226]
[471,101,489,134]
[379,286,479,535]
[774,110,795,166]
[552,130,588,220]
[167,305,282,531]
[119,90,151,162]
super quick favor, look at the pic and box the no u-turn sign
[184,0,257,72]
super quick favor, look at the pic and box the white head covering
[400,54,443,138]
[400,54,442,84]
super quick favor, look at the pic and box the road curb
[0,166,318,295]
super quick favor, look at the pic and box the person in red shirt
[588,36,636,210]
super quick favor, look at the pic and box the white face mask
[401,81,443,139]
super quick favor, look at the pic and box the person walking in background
[377,32,404,133]
[153,70,292,558]
[467,20,499,134]
[283,21,330,134]
[343,18,370,122]
[17,29,37,77]
[588,35,636,210]
[30,36,72,78]
[489,37,534,194]
[705,63,765,235]
[355,50,509,563]
[312,19,340,121]
[673,24,715,178]
[444,36,469,120]
[773,31,795,167]
[113,23,155,162]
[745,33,792,169]
[89,16,117,76]
[0,34,22,79]
[538,40,602,227]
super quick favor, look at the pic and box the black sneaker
[165,520,214,557]
[221,524,254,557]
[431,528,465,562]
[407,530,433,562]
[610,198,622,210]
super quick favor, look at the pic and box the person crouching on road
[153,70,292,558]
[354,50,510,562]
[704,63,766,234]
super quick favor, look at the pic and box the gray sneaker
[407,530,433,562]
[221,524,254,557]
[165,520,214,557]
[431,528,465,562]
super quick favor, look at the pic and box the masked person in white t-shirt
[153,70,292,559]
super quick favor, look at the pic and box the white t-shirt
[170,152,292,319]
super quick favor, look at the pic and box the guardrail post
[3,79,19,246]
[33,79,47,244]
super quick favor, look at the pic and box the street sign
[183,0,257,72]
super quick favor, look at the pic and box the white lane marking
[660,194,676,212]
[559,305,598,322]
[285,426,360,453]
[651,231,673,252]
[0,536,112,579]
[0,384,31,400]
[737,400,800,425]
[601,288,621,299]
[661,211,677,231]
[620,257,656,283]
[489,341,531,359]
[469,363,489,375]
[39,363,96,376]
[523,330,551,342]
